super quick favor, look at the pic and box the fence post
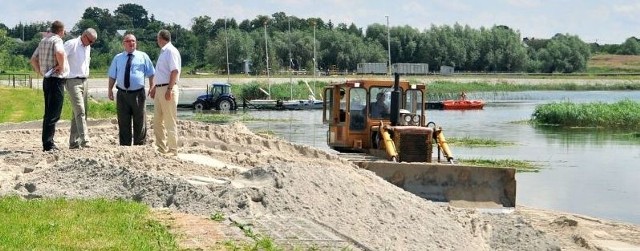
[12,75,15,88]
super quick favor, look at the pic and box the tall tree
[539,33,590,73]
[114,3,149,29]
[80,7,113,33]
[0,29,30,71]
[479,25,528,72]
[618,37,640,55]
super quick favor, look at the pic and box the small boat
[244,99,280,110]
[244,98,323,110]
[280,99,323,110]
[442,99,485,110]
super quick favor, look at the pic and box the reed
[532,99,640,129]
[231,79,640,102]
[458,158,540,172]
[447,136,514,147]
[234,80,326,101]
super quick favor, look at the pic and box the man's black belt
[73,77,87,79]
[156,83,169,87]
[116,86,144,93]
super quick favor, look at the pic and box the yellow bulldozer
[321,74,516,207]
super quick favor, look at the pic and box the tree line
[1,3,638,74]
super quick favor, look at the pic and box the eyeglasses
[83,35,95,45]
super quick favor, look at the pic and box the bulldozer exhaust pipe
[390,73,401,126]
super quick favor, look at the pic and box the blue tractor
[192,82,238,111]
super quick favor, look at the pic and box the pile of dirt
[1,119,639,250]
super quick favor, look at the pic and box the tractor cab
[193,82,237,111]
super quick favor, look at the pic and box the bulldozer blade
[356,161,516,208]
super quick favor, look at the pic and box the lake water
[220,90,640,225]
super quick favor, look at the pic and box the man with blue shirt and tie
[107,34,155,146]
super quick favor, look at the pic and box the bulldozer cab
[322,76,517,208]
[322,79,427,155]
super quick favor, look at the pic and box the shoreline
[5,75,640,90]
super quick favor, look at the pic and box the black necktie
[124,53,133,89]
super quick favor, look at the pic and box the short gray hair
[158,30,171,42]
[83,28,97,40]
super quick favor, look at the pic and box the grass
[225,222,282,251]
[446,136,514,147]
[445,138,536,172]
[192,113,295,124]
[0,197,177,250]
[0,196,298,251]
[532,99,640,130]
[458,158,540,172]
[0,87,117,123]
[587,54,640,73]
[210,212,225,222]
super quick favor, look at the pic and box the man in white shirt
[64,28,97,149]
[150,29,181,156]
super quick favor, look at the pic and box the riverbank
[1,119,639,250]
[2,75,635,91]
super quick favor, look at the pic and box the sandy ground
[1,118,640,250]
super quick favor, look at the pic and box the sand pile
[1,119,639,250]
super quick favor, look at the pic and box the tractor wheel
[217,99,233,111]
[193,101,207,112]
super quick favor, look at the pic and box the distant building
[440,65,454,75]
[393,63,429,75]
[243,59,252,75]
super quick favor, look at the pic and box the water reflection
[183,90,640,225]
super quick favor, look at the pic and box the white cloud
[612,2,640,14]
[505,0,542,8]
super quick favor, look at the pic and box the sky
[1,0,639,44]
